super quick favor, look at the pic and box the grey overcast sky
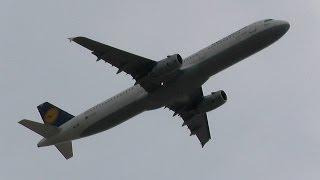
[1,0,319,179]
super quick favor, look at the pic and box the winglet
[68,37,76,42]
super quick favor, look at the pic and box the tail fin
[19,119,74,159]
[55,141,73,159]
[37,102,74,127]
[19,119,59,137]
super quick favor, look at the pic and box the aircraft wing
[168,88,211,147]
[69,36,157,82]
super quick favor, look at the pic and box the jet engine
[196,90,227,114]
[149,54,183,78]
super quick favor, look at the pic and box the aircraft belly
[145,73,207,109]
[79,99,147,137]
[78,82,192,137]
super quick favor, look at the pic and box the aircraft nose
[274,20,290,35]
[278,20,290,32]
[267,20,290,39]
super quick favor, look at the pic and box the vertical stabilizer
[37,102,74,127]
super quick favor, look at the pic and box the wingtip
[64,153,73,160]
[18,119,29,125]
[201,142,207,148]
[201,137,212,148]
[67,37,76,42]
[68,36,87,42]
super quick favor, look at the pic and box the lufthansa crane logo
[44,107,59,124]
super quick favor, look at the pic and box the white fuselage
[40,19,289,146]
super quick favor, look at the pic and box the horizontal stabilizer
[19,119,59,138]
[55,141,73,159]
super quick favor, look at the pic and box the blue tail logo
[44,107,60,124]
[37,102,74,127]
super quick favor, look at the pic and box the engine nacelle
[196,90,227,114]
[149,54,183,78]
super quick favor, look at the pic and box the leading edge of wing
[68,36,155,64]
[68,36,157,85]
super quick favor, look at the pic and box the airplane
[19,19,289,159]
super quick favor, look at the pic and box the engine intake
[196,90,227,114]
[150,54,183,78]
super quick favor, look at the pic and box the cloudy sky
[1,0,319,179]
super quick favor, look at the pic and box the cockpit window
[264,19,273,23]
